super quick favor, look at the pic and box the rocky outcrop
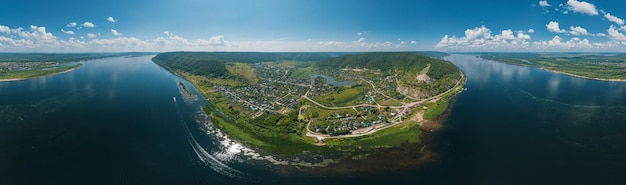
[396,82,429,99]
[415,73,431,82]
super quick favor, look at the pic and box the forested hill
[152,52,341,64]
[152,52,229,77]
[316,52,459,80]
[152,51,344,78]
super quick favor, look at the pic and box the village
[209,61,446,137]
[0,61,64,73]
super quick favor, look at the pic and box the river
[1,54,625,185]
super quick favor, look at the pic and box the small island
[478,53,626,81]
[153,52,465,156]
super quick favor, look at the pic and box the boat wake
[172,98,244,179]
[195,109,338,168]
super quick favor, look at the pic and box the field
[323,121,422,151]
[314,85,369,107]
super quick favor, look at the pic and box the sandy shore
[542,68,626,82]
[0,67,78,83]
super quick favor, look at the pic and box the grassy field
[324,121,422,151]
[290,65,318,79]
[315,85,369,107]
[0,64,82,80]
[226,62,258,84]
[423,99,449,120]
[207,107,326,155]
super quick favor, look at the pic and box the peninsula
[153,52,465,155]
[478,53,626,81]
[0,53,150,81]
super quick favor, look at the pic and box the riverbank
[0,64,81,82]
[541,68,626,82]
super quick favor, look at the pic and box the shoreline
[541,68,626,82]
[0,65,79,83]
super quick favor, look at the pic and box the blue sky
[1,0,625,52]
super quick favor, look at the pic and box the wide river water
[1,55,625,185]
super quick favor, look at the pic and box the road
[303,72,465,140]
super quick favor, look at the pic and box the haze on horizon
[1,0,626,52]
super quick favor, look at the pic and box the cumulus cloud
[533,36,593,48]
[87,33,97,38]
[0,25,10,34]
[528,29,535,33]
[546,21,566,33]
[607,25,626,41]
[61,29,74,35]
[67,22,77,27]
[206,35,231,46]
[356,37,365,43]
[107,16,117,23]
[410,41,417,44]
[435,25,532,49]
[82,22,95,28]
[435,24,626,50]
[565,0,598,15]
[604,13,625,25]
[163,31,173,36]
[539,0,551,7]
[111,29,122,36]
[569,26,588,35]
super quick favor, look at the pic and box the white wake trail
[173,98,243,178]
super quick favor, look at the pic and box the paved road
[303,72,465,140]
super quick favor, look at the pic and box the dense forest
[317,52,459,79]
[152,51,346,64]
[152,52,229,77]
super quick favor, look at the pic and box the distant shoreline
[0,66,79,82]
[541,68,626,82]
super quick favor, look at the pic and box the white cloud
[604,13,625,25]
[163,31,173,36]
[533,36,593,48]
[596,33,607,37]
[569,26,588,35]
[82,22,95,28]
[87,33,97,38]
[608,25,626,41]
[435,25,626,50]
[318,41,344,47]
[464,25,492,40]
[499,29,515,40]
[565,0,598,15]
[206,35,231,46]
[356,37,365,43]
[111,29,122,36]
[61,29,74,35]
[410,41,416,44]
[107,16,117,23]
[539,0,551,7]
[528,29,535,33]
[67,22,77,27]
[0,25,9,34]
[517,32,531,40]
[435,25,532,49]
[546,21,566,33]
